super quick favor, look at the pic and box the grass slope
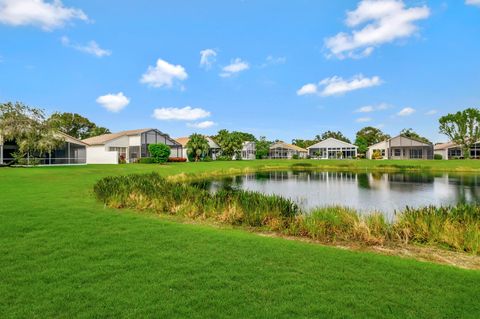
[1,161,480,318]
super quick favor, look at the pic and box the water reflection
[197,171,480,218]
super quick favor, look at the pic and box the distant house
[240,141,256,160]
[269,142,307,159]
[175,136,221,160]
[434,141,480,159]
[1,132,88,165]
[83,128,182,164]
[307,138,358,159]
[366,135,433,160]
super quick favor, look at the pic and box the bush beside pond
[94,173,480,254]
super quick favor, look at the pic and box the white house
[240,141,256,160]
[175,136,221,160]
[82,128,183,164]
[366,135,433,160]
[307,138,358,159]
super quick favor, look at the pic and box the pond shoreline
[94,171,480,269]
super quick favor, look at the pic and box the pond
[195,171,480,217]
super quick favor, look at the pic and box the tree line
[2,101,480,162]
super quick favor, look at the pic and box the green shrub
[203,156,213,162]
[148,144,171,163]
[216,155,232,161]
[434,154,443,160]
[292,154,300,160]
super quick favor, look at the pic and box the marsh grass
[94,173,480,254]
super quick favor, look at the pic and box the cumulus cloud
[61,36,111,57]
[140,58,188,88]
[466,0,480,7]
[220,58,249,77]
[297,74,382,97]
[187,121,216,129]
[355,103,389,113]
[0,0,88,31]
[397,107,415,116]
[199,49,217,69]
[356,117,372,123]
[325,0,430,59]
[152,106,210,121]
[96,92,130,112]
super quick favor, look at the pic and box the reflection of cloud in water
[204,171,480,219]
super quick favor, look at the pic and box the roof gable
[270,142,307,152]
[307,137,357,149]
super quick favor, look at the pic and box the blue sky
[0,0,479,143]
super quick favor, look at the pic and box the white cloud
[425,109,438,115]
[355,103,389,113]
[397,107,415,116]
[199,49,217,69]
[296,83,318,96]
[0,0,88,31]
[96,92,130,112]
[152,106,210,121]
[466,0,480,7]
[325,0,430,59]
[140,58,188,88]
[187,121,216,129]
[261,55,287,67]
[356,117,372,123]
[220,58,249,77]
[61,36,111,57]
[297,74,382,97]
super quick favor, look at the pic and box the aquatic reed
[94,173,480,254]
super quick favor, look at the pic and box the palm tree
[186,133,210,162]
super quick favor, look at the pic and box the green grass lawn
[1,160,480,318]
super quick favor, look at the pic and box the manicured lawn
[1,160,480,318]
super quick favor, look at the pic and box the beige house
[269,142,307,159]
[175,136,221,160]
[434,141,480,159]
[366,135,433,160]
[83,128,182,164]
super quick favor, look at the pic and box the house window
[394,149,401,157]
[410,148,423,159]
[109,147,127,161]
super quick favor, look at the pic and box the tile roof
[270,142,308,152]
[82,128,153,145]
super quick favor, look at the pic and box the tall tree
[400,128,431,144]
[292,139,316,149]
[213,129,244,158]
[354,126,390,154]
[256,136,272,159]
[315,131,351,143]
[48,112,110,139]
[186,134,210,162]
[439,108,480,159]
[232,131,256,142]
[0,102,64,161]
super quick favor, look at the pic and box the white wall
[129,135,141,146]
[86,145,118,164]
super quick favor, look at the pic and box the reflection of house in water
[434,174,480,203]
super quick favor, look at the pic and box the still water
[196,171,480,217]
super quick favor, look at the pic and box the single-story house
[366,135,433,160]
[434,141,480,159]
[307,138,358,159]
[1,132,88,165]
[83,128,182,164]
[269,142,307,159]
[241,141,256,160]
[175,136,221,160]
